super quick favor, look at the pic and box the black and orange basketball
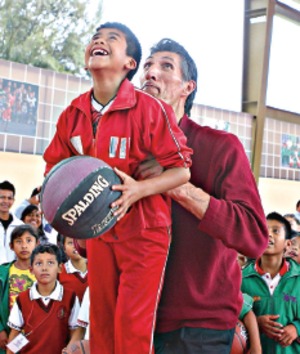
[230,320,250,354]
[41,156,121,239]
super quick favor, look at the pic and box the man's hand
[257,315,284,340]
[134,156,163,180]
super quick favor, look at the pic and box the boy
[0,225,38,354]
[241,212,300,353]
[6,243,80,354]
[43,22,192,354]
[58,236,88,303]
[285,235,300,264]
[0,180,23,265]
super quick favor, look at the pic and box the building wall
[0,59,299,217]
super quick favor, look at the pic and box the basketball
[41,156,121,239]
[230,320,249,354]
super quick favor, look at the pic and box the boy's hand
[257,314,284,339]
[111,168,144,221]
[277,324,298,347]
[0,330,8,349]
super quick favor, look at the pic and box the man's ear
[184,80,197,96]
[183,80,197,97]
[125,58,137,71]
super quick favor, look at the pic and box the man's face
[140,51,187,109]
[0,189,15,214]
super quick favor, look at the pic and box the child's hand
[111,168,144,221]
[0,330,8,350]
[248,347,262,354]
[277,324,298,347]
[257,314,284,339]
[134,156,163,180]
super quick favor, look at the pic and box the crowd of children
[0,180,89,353]
[1,176,300,353]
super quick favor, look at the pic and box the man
[138,38,269,353]
[0,180,23,265]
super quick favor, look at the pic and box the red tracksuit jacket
[43,79,192,241]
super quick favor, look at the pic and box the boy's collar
[91,93,115,113]
[30,280,63,301]
[255,258,289,276]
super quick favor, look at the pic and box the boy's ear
[57,263,63,274]
[9,242,14,251]
[125,58,137,71]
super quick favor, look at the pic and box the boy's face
[31,252,61,285]
[85,28,136,75]
[0,189,15,214]
[64,237,82,261]
[265,219,287,256]
[11,232,37,261]
[286,236,300,263]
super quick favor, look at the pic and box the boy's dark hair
[11,224,39,243]
[30,243,63,266]
[296,200,300,209]
[0,180,15,196]
[267,212,292,239]
[149,38,198,116]
[96,22,142,81]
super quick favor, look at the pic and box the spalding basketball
[230,320,249,354]
[41,156,121,239]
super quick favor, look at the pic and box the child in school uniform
[242,212,300,354]
[58,236,88,303]
[6,243,80,354]
[0,225,38,354]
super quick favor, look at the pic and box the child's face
[286,236,300,263]
[23,209,42,229]
[84,28,136,75]
[11,232,37,261]
[64,237,82,261]
[31,253,61,285]
[265,219,287,256]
